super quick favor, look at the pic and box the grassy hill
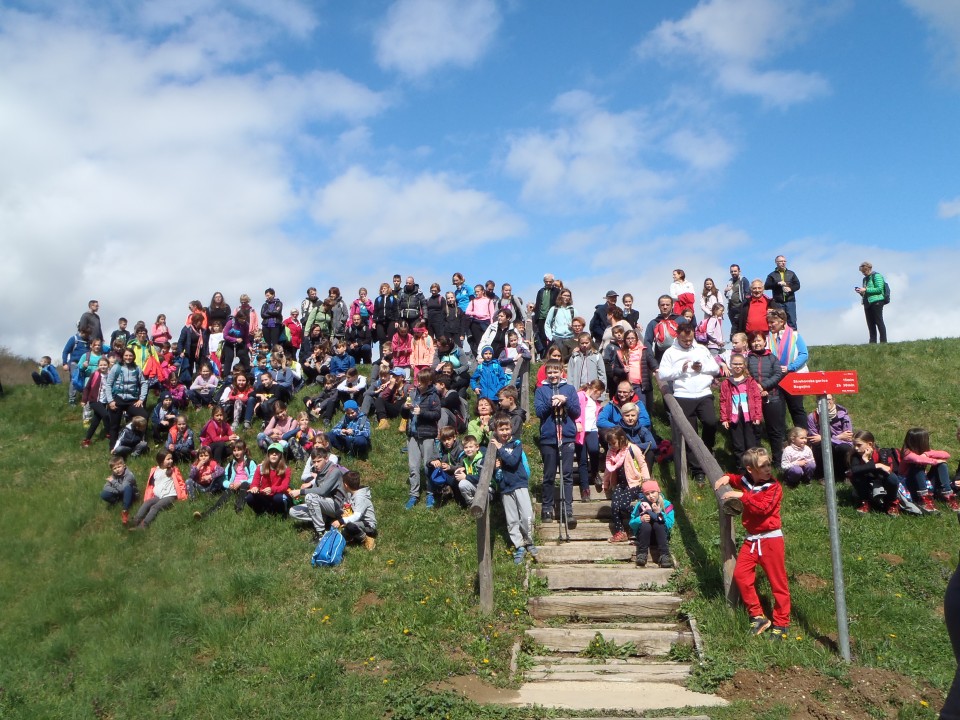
[0,339,958,719]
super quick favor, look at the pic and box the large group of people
[32,254,936,642]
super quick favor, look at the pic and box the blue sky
[2,0,959,357]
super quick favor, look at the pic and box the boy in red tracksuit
[714,446,791,640]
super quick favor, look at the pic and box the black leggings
[85,401,112,442]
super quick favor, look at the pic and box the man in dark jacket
[589,290,619,344]
[764,255,800,330]
[533,274,559,359]
[396,276,425,325]
[723,264,750,340]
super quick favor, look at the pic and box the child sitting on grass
[112,415,148,459]
[780,426,815,488]
[849,430,919,516]
[454,435,485,507]
[900,427,957,513]
[130,450,187,530]
[490,414,538,565]
[101,455,138,526]
[32,356,60,386]
[429,426,464,505]
[194,440,256,519]
[629,479,674,568]
[330,470,378,551]
[166,415,196,464]
[151,394,177,445]
[284,411,320,462]
[714,447,791,641]
[187,445,225,499]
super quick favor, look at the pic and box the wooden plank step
[531,656,688,666]
[533,542,634,564]
[537,503,613,520]
[526,626,692,656]
[529,591,681,620]
[538,522,614,541]
[526,661,692,682]
[533,564,672,590]
[504,681,727,711]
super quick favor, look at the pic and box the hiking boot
[121,510,129,526]
[513,546,526,565]
[81,439,91,448]
[769,626,788,642]
[749,615,772,636]
[541,511,555,523]
[608,531,629,543]
[856,501,871,515]
[922,494,940,514]
[635,549,648,567]
[886,499,901,517]
[659,553,675,568]
[566,517,578,531]
[425,493,436,509]
[363,536,376,551]
[397,419,408,433]
[377,419,390,430]
[581,487,591,502]
[404,497,418,510]
[693,471,706,485]
[946,494,960,513]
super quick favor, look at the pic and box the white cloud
[639,0,829,107]
[374,0,501,78]
[938,196,960,218]
[0,8,385,358]
[903,0,960,76]
[310,166,526,249]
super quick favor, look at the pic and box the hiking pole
[554,402,570,542]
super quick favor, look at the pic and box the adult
[807,394,854,479]
[723,264,750,341]
[424,283,446,340]
[617,328,659,412]
[127,326,159,372]
[345,313,373,365]
[177,312,209,380]
[465,283,496,357]
[206,292,231,329]
[736,280,776,336]
[855,261,887,343]
[545,288,577,361]
[221,309,251,373]
[669,270,696,319]
[658,323,720,483]
[700,278,722,318]
[533,274,560,358]
[372,283,398,354]
[766,308,808,429]
[300,287,322,336]
[764,255,801,330]
[498,283,527,323]
[328,287,349,340]
[78,300,103,343]
[644,295,681,363]
[260,288,284,348]
[349,287,374,329]
[396,276,425,326]
[282,309,303,357]
[105,347,149,444]
[589,290,619,344]
[451,273,473,314]
[479,308,513,360]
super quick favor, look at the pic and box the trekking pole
[554,402,570,542]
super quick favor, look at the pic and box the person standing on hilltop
[78,300,103,344]
[855,261,888,343]
[764,256,800,330]
[723,264,750,340]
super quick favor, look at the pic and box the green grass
[1,339,957,718]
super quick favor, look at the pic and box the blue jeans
[327,431,370,457]
[541,441,575,519]
[101,485,136,511]
[905,463,952,497]
[782,299,798,330]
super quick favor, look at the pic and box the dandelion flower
[888,633,897,638]
[921,700,929,707]
[482,658,489,664]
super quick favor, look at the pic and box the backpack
[694,318,710,344]
[881,280,891,306]
[311,529,346,567]
[653,318,678,349]
[71,364,86,391]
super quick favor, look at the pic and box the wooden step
[506,681,726,712]
[533,564,672,590]
[525,625,692,656]
[534,541,634,564]
[528,591,681,620]
[526,658,692,682]
[537,503,613,520]
[537,521,614,541]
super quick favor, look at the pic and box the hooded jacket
[534,377,581,445]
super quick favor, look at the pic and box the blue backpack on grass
[311,529,345,567]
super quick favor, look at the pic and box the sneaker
[922,495,940,514]
[659,553,675,568]
[121,510,129,526]
[856,501,871,515]
[526,545,539,560]
[398,419,408,433]
[946,494,960,513]
[693,471,706,485]
[243,421,251,430]
[404,497,418,510]
[513,546,526,565]
[769,626,788,642]
[749,615,772,636]
[635,549,648,567]
[886,499,901,517]
[581,487,591,502]
[363,536,376,551]
[541,511,555,523]
[425,493,435,509]
[608,531,629,543]
[377,419,390,430]
[81,439,91,448]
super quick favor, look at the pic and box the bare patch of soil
[932,551,952,563]
[353,591,384,612]
[340,657,393,678]
[431,675,520,704]
[795,573,828,591]
[879,553,903,565]
[719,665,941,719]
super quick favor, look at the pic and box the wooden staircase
[506,486,728,715]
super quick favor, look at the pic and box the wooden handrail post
[471,443,501,614]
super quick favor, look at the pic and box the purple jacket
[807,405,852,446]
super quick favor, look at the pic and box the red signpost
[779,370,858,396]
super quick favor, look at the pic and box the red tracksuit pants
[733,534,791,628]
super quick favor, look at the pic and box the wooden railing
[470,442,501,613]
[660,389,743,607]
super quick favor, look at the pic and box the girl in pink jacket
[900,427,957,513]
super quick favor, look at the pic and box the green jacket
[863,272,885,305]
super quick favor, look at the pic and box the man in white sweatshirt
[657,323,720,483]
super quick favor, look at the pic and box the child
[603,427,650,544]
[746,331,786,469]
[714,447,791,640]
[402,368,442,509]
[327,400,372,459]
[329,470,378,550]
[112,416,148,458]
[337,366,366,406]
[101,455,139,526]
[188,363,219,408]
[470,345,508,404]
[534,360,581,527]
[900,427,957,513]
[194,440,256,518]
[251,372,282,422]
[575,380,604,499]
[699,303,725,356]
[496,386,525,440]
[110,317,131,348]
[849,430,917,516]
[258,401,297,453]
[207,320,224,368]
[200,406,238,465]
[187,445,225,499]
[454,435,485,507]
[82,357,112,448]
[245,443,292,515]
[150,394,177,445]
[328,340,356,380]
[130,450,187,530]
[371,368,408,429]
[719,353,763,460]
[285,411,320,462]
[781,427,815,487]
[410,320,435,380]
[491,415,538,564]
[151,314,172,349]
[434,373,467,433]
[288,446,345,535]
[391,322,413,379]
[305,374,339,426]
[221,372,253,427]
[429,426,464,504]
[166,415,196,464]
[629,479,675,568]
[718,332,749,376]
[498,330,531,386]
[32,356,61,386]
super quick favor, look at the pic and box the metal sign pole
[818,393,852,662]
